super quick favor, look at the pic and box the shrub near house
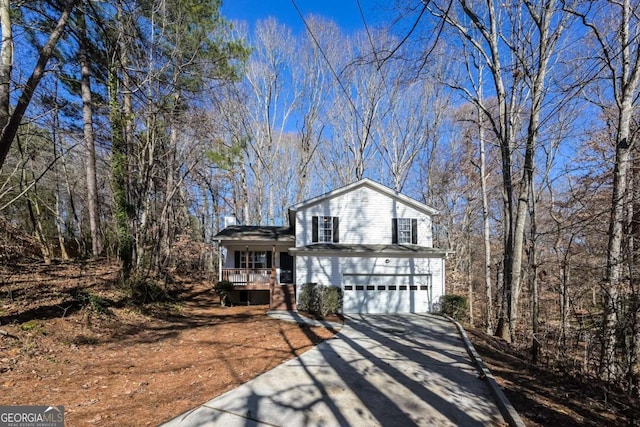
[298,283,342,316]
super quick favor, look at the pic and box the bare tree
[242,18,298,224]
[424,0,575,342]
[319,31,389,186]
[570,0,640,384]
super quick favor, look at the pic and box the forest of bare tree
[0,0,639,401]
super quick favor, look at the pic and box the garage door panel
[343,274,432,314]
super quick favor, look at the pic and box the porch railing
[222,268,272,286]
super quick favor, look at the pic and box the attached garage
[287,179,451,315]
[342,273,433,314]
[291,245,448,315]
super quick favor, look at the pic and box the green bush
[214,280,235,307]
[439,294,468,321]
[299,283,342,316]
[319,286,342,316]
[88,293,110,314]
[72,289,111,314]
[298,283,318,313]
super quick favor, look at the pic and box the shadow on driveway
[161,314,506,427]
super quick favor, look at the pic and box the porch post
[270,244,276,309]
[217,241,222,282]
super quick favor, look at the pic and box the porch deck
[222,268,272,287]
[221,268,294,287]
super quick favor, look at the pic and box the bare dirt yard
[0,260,336,426]
[2,259,639,426]
[466,328,640,427]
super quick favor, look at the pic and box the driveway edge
[445,315,526,427]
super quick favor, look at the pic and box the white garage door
[342,274,432,314]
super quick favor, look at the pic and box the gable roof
[289,178,439,217]
[213,225,294,242]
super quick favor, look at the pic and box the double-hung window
[392,218,418,244]
[397,218,412,244]
[319,216,333,242]
[312,216,339,243]
[236,251,271,269]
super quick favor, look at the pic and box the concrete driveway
[161,314,507,427]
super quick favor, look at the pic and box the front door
[280,252,294,284]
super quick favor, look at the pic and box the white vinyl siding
[295,254,445,313]
[296,186,433,247]
[295,255,342,286]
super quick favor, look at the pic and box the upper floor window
[312,216,339,243]
[392,218,417,244]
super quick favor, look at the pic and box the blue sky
[221,0,382,34]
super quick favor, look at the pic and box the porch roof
[214,225,294,243]
[288,243,452,257]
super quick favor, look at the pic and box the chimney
[224,216,237,229]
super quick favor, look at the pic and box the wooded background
[0,0,638,398]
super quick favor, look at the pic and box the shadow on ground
[164,314,506,427]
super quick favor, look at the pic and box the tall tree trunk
[589,0,640,384]
[467,232,473,326]
[630,147,640,396]
[111,0,136,277]
[0,0,12,133]
[51,83,69,261]
[477,83,493,334]
[109,63,132,277]
[54,191,70,261]
[602,82,636,382]
[601,107,631,379]
[495,260,507,339]
[28,193,52,264]
[79,5,101,257]
[160,119,178,270]
[507,0,554,342]
[60,141,82,254]
[601,126,629,381]
[530,180,540,364]
[18,137,52,264]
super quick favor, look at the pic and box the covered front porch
[214,225,296,310]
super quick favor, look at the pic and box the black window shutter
[411,218,418,244]
[266,251,272,268]
[312,216,318,242]
[392,218,398,244]
[333,217,339,243]
[234,251,240,268]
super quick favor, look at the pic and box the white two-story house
[213,179,450,314]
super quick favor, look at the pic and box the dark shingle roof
[288,243,451,256]
[213,225,294,242]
